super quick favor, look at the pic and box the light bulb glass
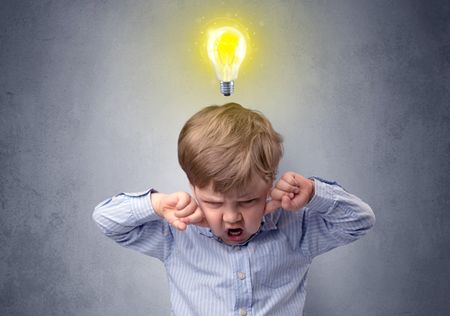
[207,26,247,95]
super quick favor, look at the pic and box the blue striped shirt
[92,176,375,315]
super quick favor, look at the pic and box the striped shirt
[92,176,375,315]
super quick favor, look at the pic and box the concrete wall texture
[1,0,449,315]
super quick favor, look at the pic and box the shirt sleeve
[92,189,173,262]
[299,177,376,259]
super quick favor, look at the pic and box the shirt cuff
[126,188,161,225]
[304,176,337,212]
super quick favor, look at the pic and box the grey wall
[1,1,449,315]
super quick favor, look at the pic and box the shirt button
[239,308,247,316]
[237,272,246,280]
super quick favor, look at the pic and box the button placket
[231,245,252,315]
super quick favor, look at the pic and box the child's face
[191,177,272,245]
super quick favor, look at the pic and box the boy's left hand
[265,171,315,213]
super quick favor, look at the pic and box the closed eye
[204,201,222,206]
[240,199,257,205]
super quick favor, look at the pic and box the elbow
[92,206,100,224]
[346,203,376,239]
[92,196,114,226]
[92,204,103,226]
[354,203,376,236]
[91,204,109,234]
[364,203,376,230]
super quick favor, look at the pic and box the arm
[267,172,375,259]
[300,176,376,259]
[92,189,173,262]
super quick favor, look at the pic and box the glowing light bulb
[207,26,247,96]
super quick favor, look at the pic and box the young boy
[92,103,375,315]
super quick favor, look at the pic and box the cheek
[202,208,222,225]
[244,204,266,226]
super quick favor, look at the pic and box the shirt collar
[261,210,280,231]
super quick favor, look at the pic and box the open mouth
[227,228,244,240]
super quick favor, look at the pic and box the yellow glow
[207,26,247,82]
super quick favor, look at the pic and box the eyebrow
[198,195,223,203]
[200,196,258,203]
[195,185,262,201]
[203,199,222,203]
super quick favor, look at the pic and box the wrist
[307,179,315,203]
[150,192,165,218]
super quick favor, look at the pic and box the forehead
[195,176,271,200]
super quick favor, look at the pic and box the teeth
[228,229,242,236]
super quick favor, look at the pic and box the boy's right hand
[151,192,208,231]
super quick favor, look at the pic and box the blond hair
[178,103,283,193]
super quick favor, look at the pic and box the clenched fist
[151,192,208,231]
[265,172,315,213]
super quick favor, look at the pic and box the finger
[271,179,299,200]
[276,178,300,194]
[181,206,204,224]
[176,192,191,210]
[180,207,209,228]
[270,187,288,201]
[172,219,187,231]
[264,199,281,214]
[281,172,300,186]
[174,199,198,218]
[282,193,308,211]
[292,182,314,207]
[163,193,180,208]
[165,212,188,231]
[281,195,295,210]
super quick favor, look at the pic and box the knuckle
[178,192,187,201]
[179,191,188,198]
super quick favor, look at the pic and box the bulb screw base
[220,81,234,96]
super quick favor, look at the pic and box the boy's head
[178,103,283,244]
[178,103,283,193]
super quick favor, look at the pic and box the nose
[223,209,242,224]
